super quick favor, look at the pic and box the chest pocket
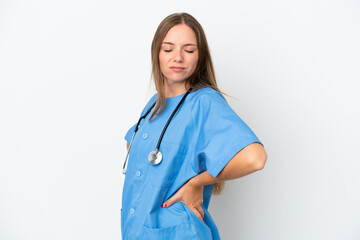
[147,141,189,187]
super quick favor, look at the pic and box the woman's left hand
[161,177,205,223]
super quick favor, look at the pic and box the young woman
[122,12,267,240]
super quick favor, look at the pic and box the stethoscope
[122,88,192,175]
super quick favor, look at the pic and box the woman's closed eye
[162,49,196,53]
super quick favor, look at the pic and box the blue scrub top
[122,87,263,240]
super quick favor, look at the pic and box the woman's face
[159,24,199,87]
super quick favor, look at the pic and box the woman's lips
[170,67,185,72]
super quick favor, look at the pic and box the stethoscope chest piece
[148,150,162,165]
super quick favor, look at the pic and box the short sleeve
[124,123,137,145]
[192,91,264,178]
[124,94,157,145]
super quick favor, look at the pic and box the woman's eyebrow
[183,43,197,47]
[162,42,197,47]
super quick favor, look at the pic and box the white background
[1,0,359,239]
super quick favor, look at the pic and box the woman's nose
[173,49,183,63]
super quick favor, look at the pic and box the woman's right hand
[161,177,205,223]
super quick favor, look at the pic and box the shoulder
[189,87,230,120]
[140,93,157,116]
[149,93,158,104]
[190,87,226,106]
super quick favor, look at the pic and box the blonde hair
[149,12,227,195]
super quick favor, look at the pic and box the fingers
[162,200,205,223]
[162,195,180,208]
[192,206,205,223]
[197,206,205,220]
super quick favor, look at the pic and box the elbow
[249,146,268,171]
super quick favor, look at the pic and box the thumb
[161,194,180,208]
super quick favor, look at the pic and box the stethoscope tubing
[122,102,156,174]
[122,88,192,174]
[156,90,191,150]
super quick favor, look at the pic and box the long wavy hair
[149,12,226,195]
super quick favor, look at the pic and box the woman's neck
[164,81,187,98]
